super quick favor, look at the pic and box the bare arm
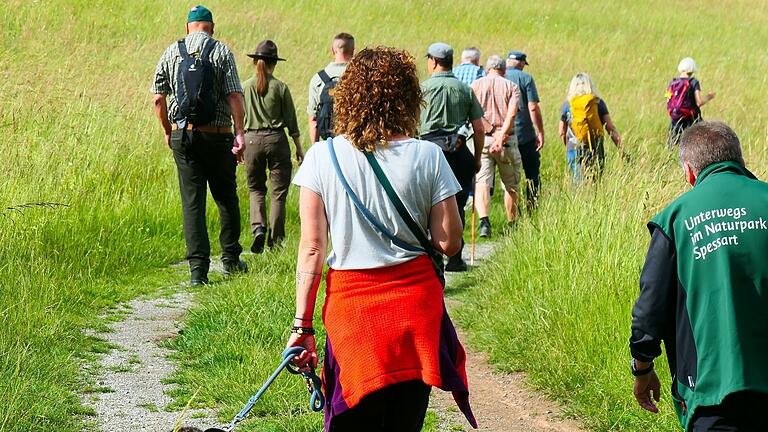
[558,120,568,146]
[602,114,623,150]
[491,91,519,153]
[429,196,462,256]
[529,101,544,150]
[694,89,716,107]
[287,187,328,369]
[152,94,172,148]
[227,92,245,163]
[309,116,319,144]
[293,135,304,165]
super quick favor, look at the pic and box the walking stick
[470,185,476,266]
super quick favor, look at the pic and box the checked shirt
[151,31,243,128]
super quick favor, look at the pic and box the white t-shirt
[293,136,461,270]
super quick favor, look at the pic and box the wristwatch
[631,358,654,377]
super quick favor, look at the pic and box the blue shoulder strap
[327,138,424,253]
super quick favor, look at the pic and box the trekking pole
[470,186,476,266]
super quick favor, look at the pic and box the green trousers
[170,129,242,274]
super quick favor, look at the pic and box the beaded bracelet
[291,326,315,336]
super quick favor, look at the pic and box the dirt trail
[81,263,223,432]
[428,241,584,432]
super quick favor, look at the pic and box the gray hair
[679,121,744,174]
[485,55,505,71]
[461,47,481,62]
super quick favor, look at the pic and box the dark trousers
[691,391,768,431]
[443,145,475,262]
[330,380,431,432]
[668,116,700,148]
[518,138,541,211]
[243,129,292,247]
[170,130,242,273]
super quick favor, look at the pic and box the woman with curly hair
[286,47,476,431]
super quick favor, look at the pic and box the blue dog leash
[217,347,324,432]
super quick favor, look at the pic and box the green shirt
[649,161,768,429]
[419,71,484,135]
[242,75,300,137]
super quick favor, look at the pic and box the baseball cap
[507,50,529,65]
[426,42,454,59]
[678,57,697,74]
[187,5,213,23]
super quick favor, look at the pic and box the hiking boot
[445,257,468,272]
[251,226,266,254]
[190,265,209,286]
[222,259,248,277]
[479,220,492,238]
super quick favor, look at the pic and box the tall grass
[1,0,766,430]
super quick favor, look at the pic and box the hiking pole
[470,185,476,267]
[203,346,324,432]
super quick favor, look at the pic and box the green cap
[187,5,213,23]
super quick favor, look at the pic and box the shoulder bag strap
[201,39,217,60]
[327,138,424,253]
[362,151,437,256]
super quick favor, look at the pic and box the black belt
[247,127,283,132]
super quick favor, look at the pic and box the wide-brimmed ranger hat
[247,40,286,61]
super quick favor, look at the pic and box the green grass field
[2,0,767,431]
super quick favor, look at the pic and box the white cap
[678,57,697,74]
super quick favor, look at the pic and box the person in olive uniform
[242,40,303,253]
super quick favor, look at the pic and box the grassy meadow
[1,0,767,431]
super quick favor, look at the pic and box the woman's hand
[286,333,318,371]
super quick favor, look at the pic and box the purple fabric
[438,305,478,428]
[322,338,348,431]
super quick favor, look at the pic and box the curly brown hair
[332,47,422,152]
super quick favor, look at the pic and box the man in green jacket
[629,121,768,431]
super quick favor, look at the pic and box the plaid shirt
[419,72,484,136]
[151,31,243,127]
[452,63,486,87]
[471,73,520,130]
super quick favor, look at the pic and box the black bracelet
[295,317,313,322]
[291,326,315,336]
[631,358,654,377]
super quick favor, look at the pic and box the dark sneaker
[222,259,248,276]
[251,226,266,254]
[190,278,209,287]
[190,265,209,286]
[479,220,492,238]
[445,257,468,272]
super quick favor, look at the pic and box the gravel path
[81,263,223,432]
[428,239,584,432]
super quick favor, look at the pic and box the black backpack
[315,70,337,139]
[174,39,218,127]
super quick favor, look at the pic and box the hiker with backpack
[286,47,476,431]
[307,33,355,144]
[666,57,716,148]
[241,40,303,254]
[558,72,625,184]
[151,5,248,286]
[420,42,485,272]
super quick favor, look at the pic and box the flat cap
[427,42,454,59]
